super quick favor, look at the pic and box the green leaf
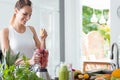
[4,49,20,67]
[0,49,44,80]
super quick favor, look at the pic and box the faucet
[110,42,119,69]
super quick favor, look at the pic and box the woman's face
[15,6,32,25]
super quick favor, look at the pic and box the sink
[86,70,112,80]
[87,69,112,76]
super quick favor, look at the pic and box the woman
[0,0,48,66]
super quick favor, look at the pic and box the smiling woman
[0,0,60,78]
[0,0,48,67]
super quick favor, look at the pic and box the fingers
[40,28,48,39]
[40,28,44,37]
[33,48,49,68]
[15,58,23,65]
[34,53,40,64]
[31,52,40,65]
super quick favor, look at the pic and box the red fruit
[72,69,76,71]
[39,49,44,53]
[37,49,49,68]
[35,48,43,53]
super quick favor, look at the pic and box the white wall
[107,0,120,69]
[65,0,82,70]
[111,0,120,44]
[0,1,14,28]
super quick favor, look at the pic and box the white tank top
[8,26,36,58]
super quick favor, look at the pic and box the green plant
[98,25,110,43]
[82,6,109,34]
[0,49,44,80]
[2,49,20,67]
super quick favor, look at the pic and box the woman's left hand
[40,28,48,40]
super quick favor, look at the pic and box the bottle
[54,62,64,80]
[68,64,74,80]
[59,64,69,80]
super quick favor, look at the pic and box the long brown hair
[10,0,32,25]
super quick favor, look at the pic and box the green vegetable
[0,49,44,80]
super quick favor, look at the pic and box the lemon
[78,74,84,79]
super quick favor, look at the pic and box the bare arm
[29,26,47,49]
[0,28,9,55]
[40,28,48,49]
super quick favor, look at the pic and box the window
[82,0,110,71]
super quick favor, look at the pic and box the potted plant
[0,49,44,80]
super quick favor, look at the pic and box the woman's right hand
[33,48,49,68]
[29,51,40,65]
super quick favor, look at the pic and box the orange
[103,74,111,79]
[112,69,120,78]
[83,73,89,79]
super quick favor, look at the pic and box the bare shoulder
[0,27,9,43]
[29,26,36,33]
[0,27,9,35]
